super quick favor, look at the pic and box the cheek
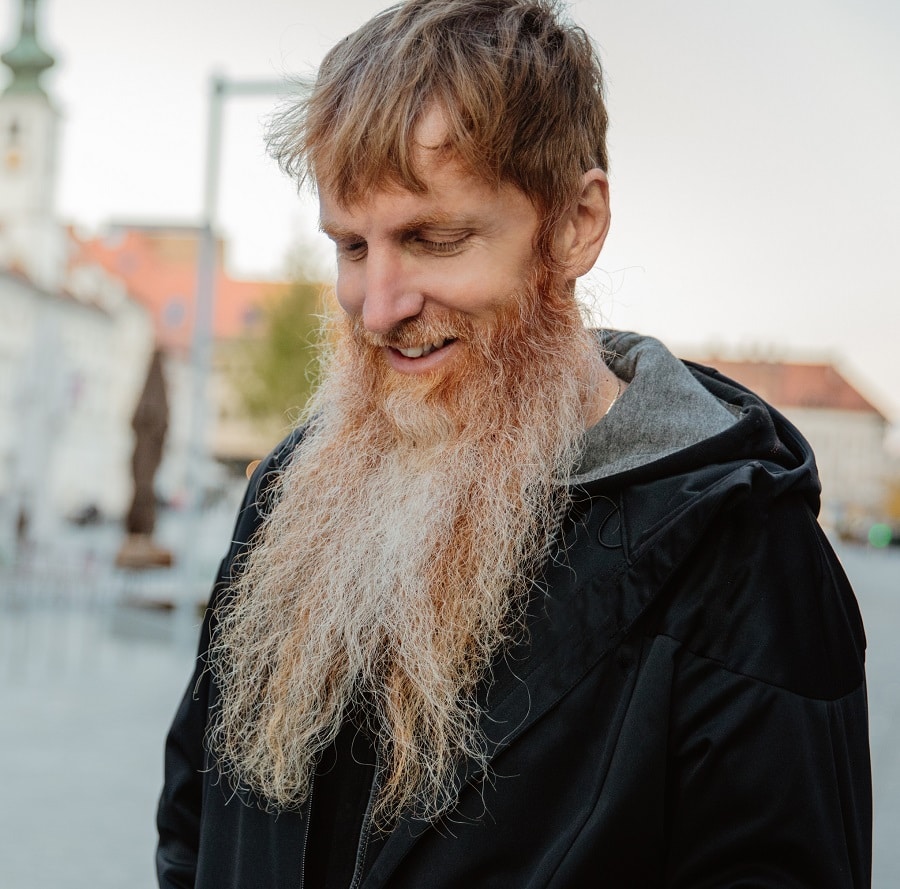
[435,267,506,316]
[453,273,528,320]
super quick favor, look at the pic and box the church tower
[0,0,63,290]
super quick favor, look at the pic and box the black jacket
[157,360,871,888]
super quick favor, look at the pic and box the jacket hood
[575,330,822,518]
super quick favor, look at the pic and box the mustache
[352,313,473,351]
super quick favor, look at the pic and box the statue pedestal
[114,533,174,570]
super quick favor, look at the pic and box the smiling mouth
[393,337,456,359]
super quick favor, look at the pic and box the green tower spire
[1,0,55,97]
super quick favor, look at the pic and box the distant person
[157,1,871,886]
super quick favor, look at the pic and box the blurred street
[0,518,897,888]
[0,496,242,889]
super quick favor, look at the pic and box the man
[157,1,871,886]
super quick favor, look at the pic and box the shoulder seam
[654,632,865,703]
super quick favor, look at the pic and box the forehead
[320,105,525,226]
[414,105,452,155]
[319,154,536,237]
[318,105,541,237]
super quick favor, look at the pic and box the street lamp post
[184,75,288,583]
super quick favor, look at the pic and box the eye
[337,240,367,261]
[416,236,467,256]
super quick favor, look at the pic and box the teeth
[397,339,450,359]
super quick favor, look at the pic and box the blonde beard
[207,271,600,825]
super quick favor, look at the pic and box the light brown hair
[268,0,609,260]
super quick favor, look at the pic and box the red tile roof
[697,357,884,418]
[67,224,290,352]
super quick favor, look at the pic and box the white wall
[0,271,153,559]
[787,407,892,527]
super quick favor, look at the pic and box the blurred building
[68,224,292,473]
[0,0,63,291]
[695,356,896,533]
[68,224,288,354]
[0,0,154,558]
[0,0,295,567]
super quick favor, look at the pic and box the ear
[555,169,611,279]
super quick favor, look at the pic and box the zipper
[348,750,381,889]
[299,772,316,889]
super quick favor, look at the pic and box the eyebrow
[319,211,482,242]
[319,220,358,241]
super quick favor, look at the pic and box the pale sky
[3,0,899,418]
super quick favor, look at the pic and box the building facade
[695,356,896,534]
[68,223,294,473]
[0,0,154,560]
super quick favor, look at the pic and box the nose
[360,247,424,334]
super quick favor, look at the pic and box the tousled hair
[268,0,609,260]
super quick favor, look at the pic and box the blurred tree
[230,273,326,427]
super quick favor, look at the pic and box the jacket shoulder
[618,460,866,701]
[214,428,305,594]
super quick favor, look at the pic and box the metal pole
[188,74,224,502]
[183,75,288,584]
[180,75,225,590]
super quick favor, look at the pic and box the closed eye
[337,240,367,260]
[415,237,467,256]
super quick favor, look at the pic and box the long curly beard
[207,269,600,826]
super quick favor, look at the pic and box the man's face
[319,136,542,381]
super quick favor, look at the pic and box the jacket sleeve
[658,490,872,887]
[155,590,217,889]
[662,647,870,887]
[155,449,286,889]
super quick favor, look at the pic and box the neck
[580,350,624,428]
